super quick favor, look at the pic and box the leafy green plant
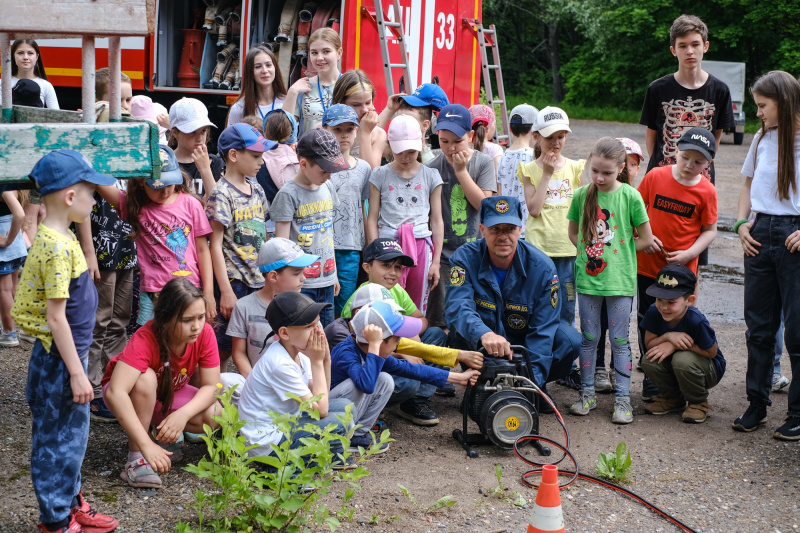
[482,464,527,507]
[596,442,632,484]
[176,388,391,533]
[398,484,457,514]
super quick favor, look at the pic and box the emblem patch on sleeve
[550,283,559,308]
[450,266,466,286]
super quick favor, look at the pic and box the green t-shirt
[341,282,417,318]
[566,184,648,296]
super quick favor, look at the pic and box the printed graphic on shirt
[584,207,615,276]
[143,217,193,277]
[652,194,696,218]
[544,179,573,204]
[388,180,424,207]
[296,199,335,279]
[451,185,467,236]
[659,97,715,179]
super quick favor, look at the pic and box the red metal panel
[454,0,481,108]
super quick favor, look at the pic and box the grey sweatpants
[330,374,394,437]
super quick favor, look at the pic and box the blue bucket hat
[147,145,185,190]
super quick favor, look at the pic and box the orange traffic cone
[526,464,565,533]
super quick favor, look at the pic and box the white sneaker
[0,329,19,347]
[19,331,36,344]
[772,373,790,392]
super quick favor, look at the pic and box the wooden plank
[0,122,160,183]
[0,0,154,37]
[12,106,84,124]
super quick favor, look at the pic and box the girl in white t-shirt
[733,70,800,439]
[367,115,444,313]
[3,40,59,109]
[226,46,287,127]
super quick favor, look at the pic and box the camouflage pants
[26,340,89,525]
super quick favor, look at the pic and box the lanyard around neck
[317,74,341,116]
[257,98,277,119]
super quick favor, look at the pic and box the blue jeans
[334,250,361,316]
[551,256,576,327]
[278,397,352,455]
[390,326,448,403]
[27,341,90,525]
[744,214,800,416]
[301,284,335,328]
[773,317,785,374]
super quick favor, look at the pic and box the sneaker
[120,457,162,489]
[19,331,36,344]
[568,392,597,416]
[594,368,613,393]
[0,329,19,347]
[150,427,184,462]
[612,398,634,424]
[397,399,439,426]
[37,517,85,533]
[732,404,767,432]
[71,491,119,532]
[435,383,456,397]
[772,373,790,393]
[348,433,390,454]
[609,369,617,390]
[683,402,712,424]
[556,368,582,391]
[331,454,358,471]
[774,417,800,441]
[89,397,117,423]
[184,431,205,443]
[645,396,686,415]
[641,377,659,402]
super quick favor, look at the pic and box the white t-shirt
[226,96,285,127]
[482,141,503,161]
[742,129,800,216]
[0,76,59,109]
[238,341,312,456]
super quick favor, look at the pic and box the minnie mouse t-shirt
[566,184,648,297]
[101,321,220,390]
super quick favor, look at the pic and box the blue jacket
[446,239,560,385]
[330,336,448,393]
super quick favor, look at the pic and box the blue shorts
[0,256,24,275]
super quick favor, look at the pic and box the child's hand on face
[542,150,558,175]
[305,325,327,362]
[452,150,470,172]
[192,144,211,172]
[448,368,480,386]
[360,110,379,133]
[457,350,484,369]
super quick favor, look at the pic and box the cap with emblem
[646,264,697,299]
[536,106,571,138]
[257,237,319,273]
[399,83,449,111]
[363,238,414,266]
[677,127,716,161]
[218,123,276,156]
[434,104,471,137]
[480,196,523,228]
[146,145,185,190]
[297,129,352,173]
[29,149,117,197]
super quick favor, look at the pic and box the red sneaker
[37,516,85,532]
[71,492,119,532]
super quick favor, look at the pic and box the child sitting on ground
[641,265,725,423]
[221,237,319,400]
[330,301,480,449]
[207,123,274,371]
[12,150,119,533]
[103,278,222,489]
[238,291,354,468]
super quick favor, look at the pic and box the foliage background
[485,0,800,124]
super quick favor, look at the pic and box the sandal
[120,458,162,489]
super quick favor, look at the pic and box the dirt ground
[2,120,799,533]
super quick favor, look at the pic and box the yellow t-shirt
[518,158,585,257]
[12,224,89,353]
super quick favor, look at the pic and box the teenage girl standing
[227,45,287,126]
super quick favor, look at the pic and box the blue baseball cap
[434,104,471,137]
[147,145,185,190]
[323,104,360,127]
[29,149,116,197]
[263,109,299,145]
[480,196,523,228]
[218,123,277,157]
[257,237,319,272]
[400,83,449,111]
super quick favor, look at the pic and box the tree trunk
[547,20,564,103]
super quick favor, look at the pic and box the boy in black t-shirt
[641,265,725,424]
[639,14,734,184]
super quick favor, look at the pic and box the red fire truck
[33,0,504,132]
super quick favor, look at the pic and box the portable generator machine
[453,345,551,458]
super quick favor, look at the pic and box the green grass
[504,94,641,124]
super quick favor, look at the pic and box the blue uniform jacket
[446,239,561,385]
[330,335,448,393]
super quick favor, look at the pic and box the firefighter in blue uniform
[445,196,580,386]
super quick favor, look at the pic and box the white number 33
[436,12,454,50]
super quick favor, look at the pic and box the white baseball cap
[257,237,319,273]
[509,104,539,132]
[350,283,404,314]
[388,114,423,154]
[536,106,571,138]
[168,97,216,133]
[351,301,422,343]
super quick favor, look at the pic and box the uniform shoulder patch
[550,283,559,308]
[450,266,466,286]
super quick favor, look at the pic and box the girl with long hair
[226,45,288,126]
[103,278,221,488]
[3,39,59,109]
[332,69,388,169]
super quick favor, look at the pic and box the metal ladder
[466,20,509,144]
[371,0,412,96]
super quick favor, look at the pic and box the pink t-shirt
[119,191,212,292]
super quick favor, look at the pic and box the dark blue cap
[480,196,523,227]
[323,104,360,127]
[400,83,449,111]
[434,104,471,137]
[29,150,116,197]
[218,123,277,157]
[147,145,184,189]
